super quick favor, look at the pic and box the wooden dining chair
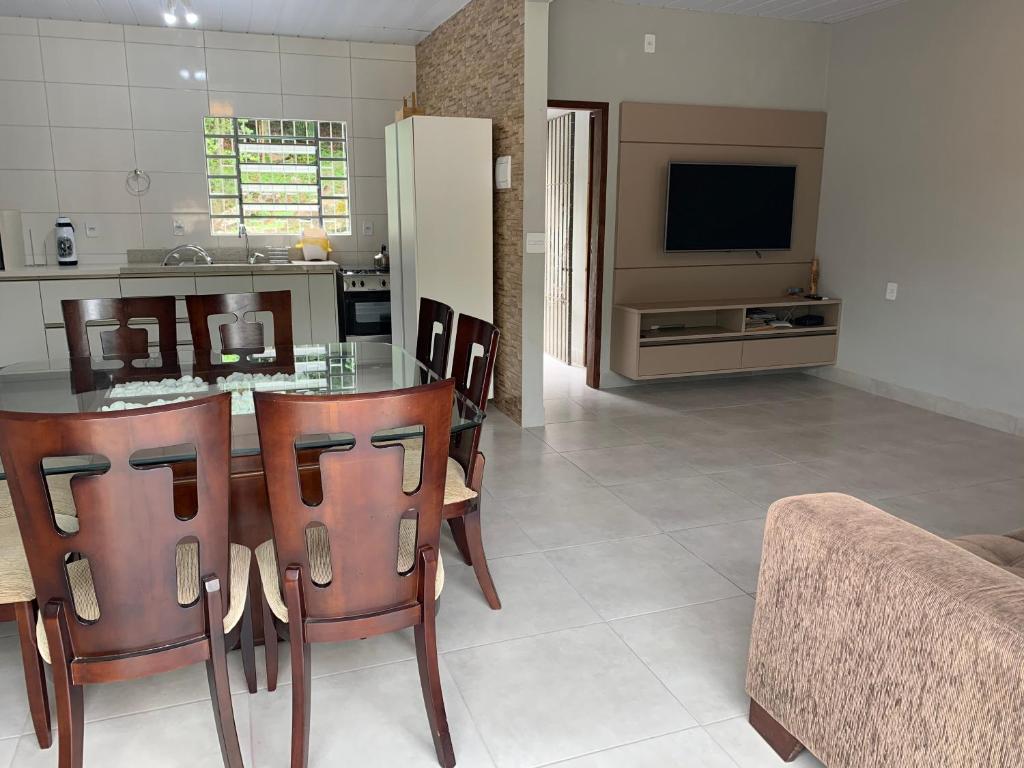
[405,314,501,609]
[0,395,255,768]
[186,290,293,352]
[253,379,458,768]
[416,298,454,382]
[62,296,178,358]
[0,475,78,751]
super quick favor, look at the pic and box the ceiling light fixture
[181,0,199,25]
[162,0,177,25]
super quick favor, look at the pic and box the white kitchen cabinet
[0,281,47,366]
[254,274,313,344]
[196,274,255,295]
[120,276,196,321]
[308,273,338,343]
[39,278,121,325]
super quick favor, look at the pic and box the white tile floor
[1,356,1022,767]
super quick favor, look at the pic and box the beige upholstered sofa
[746,493,1024,768]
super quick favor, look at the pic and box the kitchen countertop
[0,262,340,281]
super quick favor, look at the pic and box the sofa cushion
[950,530,1024,579]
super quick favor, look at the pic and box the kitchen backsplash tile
[0,126,54,170]
[125,42,207,89]
[51,127,135,171]
[41,37,129,85]
[46,83,133,128]
[204,48,281,93]
[0,15,411,263]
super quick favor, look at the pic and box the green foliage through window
[204,116,351,237]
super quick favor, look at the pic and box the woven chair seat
[0,514,80,604]
[256,522,445,623]
[35,542,251,664]
[1,475,76,521]
[397,442,477,505]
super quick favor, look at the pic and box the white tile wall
[0,17,411,266]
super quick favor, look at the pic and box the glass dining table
[0,341,484,480]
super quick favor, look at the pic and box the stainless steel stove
[338,268,391,341]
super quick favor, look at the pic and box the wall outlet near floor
[644,34,656,53]
[85,221,98,238]
[361,220,374,237]
[172,219,185,236]
[885,282,899,301]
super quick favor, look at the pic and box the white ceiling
[616,0,910,24]
[0,0,911,44]
[0,0,474,44]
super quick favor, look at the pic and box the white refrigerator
[385,116,494,357]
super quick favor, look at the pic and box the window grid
[204,117,350,237]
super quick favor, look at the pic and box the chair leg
[749,699,804,762]
[239,588,258,694]
[43,602,83,768]
[460,505,501,610]
[203,577,245,768]
[446,517,473,566]
[262,593,279,693]
[415,548,456,768]
[14,601,51,749]
[284,568,310,768]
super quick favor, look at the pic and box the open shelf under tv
[612,296,842,380]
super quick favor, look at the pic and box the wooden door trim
[547,99,609,389]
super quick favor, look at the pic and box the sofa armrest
[746,493,1024,768]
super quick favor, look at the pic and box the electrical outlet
[885,282,898,301]
[361,220,374,237]
[644,34,656,54]
[85,221,98,238]
[172,218,185,236]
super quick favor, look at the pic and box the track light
[163,0,199,26]
[162,0,177,25]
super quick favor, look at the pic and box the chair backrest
[186,291,293,352]
[62,296,178,358]
[254,379,454,622]
[449,314,499,479]
[415,298,454,382]
[0,395,233,659]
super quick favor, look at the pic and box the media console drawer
[741,335,836,368]
[638,341,742,377]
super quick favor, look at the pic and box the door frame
[547,99,609,390]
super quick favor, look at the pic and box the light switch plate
[85,221,98,238]
[885,282,898,301]
[495,156,512,190]
[644,34,656,53]
[526,232,545,254]
[361,220,374,236]
[172,218,185,236]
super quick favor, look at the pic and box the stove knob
[359,280,365,287]
[381,279,387,288]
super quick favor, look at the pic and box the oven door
[342,289,392,341]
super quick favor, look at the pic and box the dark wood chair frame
[445,314,501,610]
[0,601,51,749]
[0,395,254,768]
[415,298,454,382]
[253,379,458,768]
[186,290,293,352]
[62,296,179,358]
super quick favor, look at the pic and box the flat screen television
[664,162,797,252]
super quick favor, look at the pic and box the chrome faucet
[239,223,267,265]
[161,244,213,266]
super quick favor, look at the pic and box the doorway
[544,100,608,391]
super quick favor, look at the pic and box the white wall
[817,0,1024,431]
[0,16,414,268]
[547,0,832,386]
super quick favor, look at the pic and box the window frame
[204,116,351,237]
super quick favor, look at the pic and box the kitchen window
[204,116,350,236]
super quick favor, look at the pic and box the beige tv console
[611,296,841,380]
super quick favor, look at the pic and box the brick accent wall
[416,0,525,423]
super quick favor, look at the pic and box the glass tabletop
[0,342,483,479]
